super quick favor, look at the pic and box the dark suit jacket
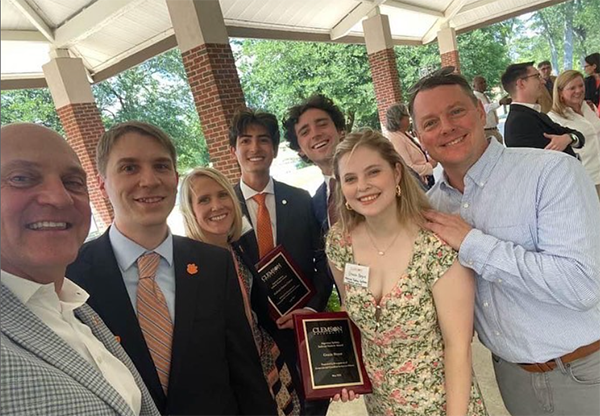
[584,76,600,106]
[312,181,329,234]
[234,180,332,378]
[504,104,585,158]
[66,231,276,416]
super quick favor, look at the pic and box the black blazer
[312,181,329,234]
[234,180,332,312]
[66,231,276,416]
[504,104,585,158]
[584,75,600,107]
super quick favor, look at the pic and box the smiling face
[190,175,235,245]
[560,75,585,109]
[295,108,342,174]
[231,124,277,179]
[338,145,401,219]
[99,132,178,239]
[0,124,91,283]
[412,85,488,176]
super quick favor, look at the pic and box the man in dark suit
[66,121,276,416]
[502,62,584,157]
[283,94,346,234]
[229,109,332,415]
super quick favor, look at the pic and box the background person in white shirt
[549,70,600,199]
[0,123,159,416]
[472,75,511,144]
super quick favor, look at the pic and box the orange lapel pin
[187,263,199,275]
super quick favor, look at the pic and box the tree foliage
[1,88,63,133]
[93,49,209,171]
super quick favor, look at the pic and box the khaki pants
[492,350,600,416]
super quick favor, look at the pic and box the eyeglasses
[408,66,456,96]
[521,73,541,81]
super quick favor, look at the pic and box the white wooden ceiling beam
[330,0,385,40]
[458,0,497,14]
[54,0,147,47]
[0,29,48,42]
[422,0,468,44]
[384,0,444,17]
[7,0,54,42]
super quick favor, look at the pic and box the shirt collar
[436,138,504,193]
[240,177,274,201]
[1,269,89,311]
[109,225,173,271]
[512,102,542,113]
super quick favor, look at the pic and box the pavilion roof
[1,0,567,90]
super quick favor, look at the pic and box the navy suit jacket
[312,181,329,234]
[504,104,585,158]
[66,231,276,416]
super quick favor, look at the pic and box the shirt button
[495,331,500,336]
[498,279,502,284]
[463,203,469,208]
[483,302,489,307]
[480,182,485,187]
[468,260,474,266]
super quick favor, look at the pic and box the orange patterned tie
[252,193,274,259]
[137,252,172,393]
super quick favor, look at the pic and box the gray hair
[385,103,410,132]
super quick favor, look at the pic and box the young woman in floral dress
[326,129,487,416]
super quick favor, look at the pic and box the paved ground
[326,339,509,416]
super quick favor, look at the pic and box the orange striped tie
[137,252,172,393]
[252,193,274,259]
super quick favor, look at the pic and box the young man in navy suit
[284,95,346,234]
[229,109,332,415]
[67,121,276,416]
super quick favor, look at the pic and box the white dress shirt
[473,90,500,129]
[0,270,142,414]
[548,105,600,185]
[240,177,277,246]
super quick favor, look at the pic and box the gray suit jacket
[0,283,160,416]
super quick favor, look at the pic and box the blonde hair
[552,70,585,118]
[179,167,243,244]
[332,128,430,234]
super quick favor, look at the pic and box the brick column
[43,51,113,230]
[56,103,114,228]
[181,44,244,182]
[167,0,242,183]
[363,12,403,130]
[438,27,461,73]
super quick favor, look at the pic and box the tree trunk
[563,1,574,70]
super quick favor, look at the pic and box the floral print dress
[326,226,487,416]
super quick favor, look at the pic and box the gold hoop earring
[396,184,402,197]
[345,201,353,211]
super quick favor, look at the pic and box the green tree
[93,49,209,172]
[0,88,62,132]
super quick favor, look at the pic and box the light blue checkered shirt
[428,139,600,363]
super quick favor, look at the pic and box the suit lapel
[80,232,165,405]
[168,237,201,397]
[0,285,134,416]
[234,183,260,264]
[273,180,289,245]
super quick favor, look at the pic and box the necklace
[365,224,403,256]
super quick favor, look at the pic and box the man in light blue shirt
[407,69,600,416]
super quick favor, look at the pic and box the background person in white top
[0,123,159,416]
[472,75,511,144]
[549,70,600,198]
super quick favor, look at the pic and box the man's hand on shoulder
[543,133,572,151]
[423,210,472,251]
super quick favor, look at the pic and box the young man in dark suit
[66,121,276,416]
[229,109,332,415]
[283,94,346,234]
[502,62,584,157]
